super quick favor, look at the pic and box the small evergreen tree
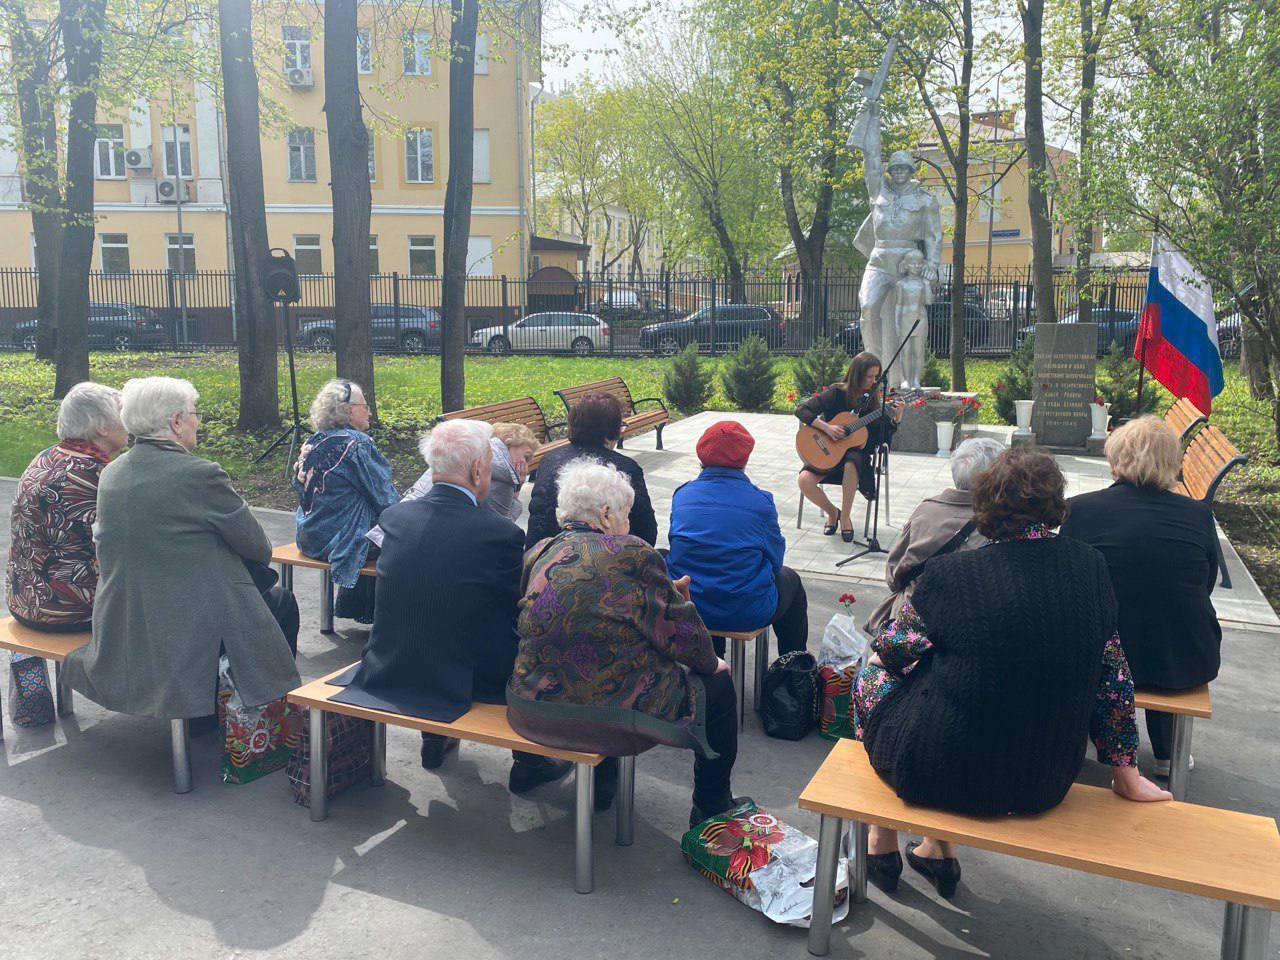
[721,335,779,411]
[923,353,950,389]
[994,338,1035,425]
[793,337,848,397]
[1096,343,1161,421]
[662,343,714,413]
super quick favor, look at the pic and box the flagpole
[1135,228,1158,415]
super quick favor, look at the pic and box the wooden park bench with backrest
[436,396,568,474]
[801,739,1280,959]
[286,664,638,894]
[1165,397,1209,442]
[1174,424,1248,588]
[555,377,670,450]
[0,616,196,794]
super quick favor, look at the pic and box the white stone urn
[1014,399,1035,436]
[936,420,956,457]
[1090,401,1112,440]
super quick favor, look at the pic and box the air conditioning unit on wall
[156,179,191,203]
[124,147,152,171]
[286,67,314,88]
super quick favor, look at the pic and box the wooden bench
[554,377,670,450]
[436,396,568,474]
[0,617,195,794]
[286,664,637,894]
[801,739,1280,959]
[271,542,377,634]
[1174,425,1248,588]
[1134,683,1212,801]
[1166,397,1209,441]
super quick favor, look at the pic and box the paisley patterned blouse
[6,440,110,628]
[851,526,1140,768]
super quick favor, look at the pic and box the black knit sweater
[863,536,1117,815]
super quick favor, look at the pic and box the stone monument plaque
[1030,323,1097,447]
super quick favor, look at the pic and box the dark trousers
[1146,709,1175,761]
[769,566,808,656]
[693,669,739,812]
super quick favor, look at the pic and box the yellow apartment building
[0,2,539,282]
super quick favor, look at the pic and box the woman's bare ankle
[868,826,900,855]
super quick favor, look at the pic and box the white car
[471,311,610,355]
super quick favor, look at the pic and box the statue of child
[894,249,933,389]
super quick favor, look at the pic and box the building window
[95,124,125,179]
[283,25,311,71]
[404,128,434,183]
[161,124,191,179]
[293,235,322,275]
[288,128,317,182]
[99,233,130,274]
[166,233,195,274]
[357,27,372,73]
[979,178,1003,223]
[367,126,376,181]
[369,235,379,274]
[467,236,493,276]
[531,254,542,273]
[475,33,489,74]
[473,128,490,183]
[403,29,431,75]
[409,235,437,276]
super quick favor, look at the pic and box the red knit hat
[696,421,755,469]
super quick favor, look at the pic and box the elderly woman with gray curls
[62,377,299,723]
[292,379,399,624]
[509,458,747,826]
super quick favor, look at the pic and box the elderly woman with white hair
[292,379,399,624]
[509,458,745,825]
[864,436,1004,636]
[62,377,300,727]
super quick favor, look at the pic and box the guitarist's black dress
[794,384,898,499]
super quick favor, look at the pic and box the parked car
[298,303,442,354]
[838,301,996,356]
[471,312,609,355]
[12,301,168,352]
[1016,307,1141,355]
[589,289,687,325]
[638,304,786,356]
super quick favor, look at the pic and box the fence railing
[0,266,1157,359]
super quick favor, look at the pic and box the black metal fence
[0,266,1161,359]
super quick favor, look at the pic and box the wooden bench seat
[271,542,376,634]
[286,665,638,893]
[0,617,195,794]
[1166,396,1209,441]
[1173,425,1247,588]
[1134,684,1212,800]
[436,396,568,474]
[555,377,670,450]
[801,740,1280,959]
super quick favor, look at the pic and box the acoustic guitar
[794,389,923,472]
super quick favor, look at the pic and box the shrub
[661,343,714,414]
[994,337,1035,425]
[720,335,779,411]
[1096,343,1160,421]
[793,337,848,397]
[923,353,950,389]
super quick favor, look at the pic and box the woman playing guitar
[794,352,905,542]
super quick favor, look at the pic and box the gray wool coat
[62,438,300,718]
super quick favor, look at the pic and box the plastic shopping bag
[816,613,869,741]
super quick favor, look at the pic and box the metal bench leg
[655,423,664,450]
[320,569,335,633]
[574,761,595,893]
[370,722,386,786]
[753,629,769,713]
[1214,533,1232,589]
[279,563,293,591]
[851,820,868,903]
[1169,715,1194,801]
[1221,902,1271,960]
[615,755,636,847]
[797,496,804,530]
[730,637,746,724]
[54,660,73,717]
[310,707,328,821]
[170,719,192,794]
[807,814,846,956]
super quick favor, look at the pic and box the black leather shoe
[594,758,619,812]
[688,795,754,829]
[188,714,219,737]
[906,840,961,899]
[867,851,903,893]
[420,735,458,770]
[509,756,573,795]
[841,528,855,543]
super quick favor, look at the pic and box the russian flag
[1135,236,1224,413]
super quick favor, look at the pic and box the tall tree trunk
[950,0,974,391]
[325,0,376,419]
[441,0,479,411]
[1021,0,1056,325]
[1073,0,1112,329]
[219,0,280,431]
[8,9,63,360]
[780,159,833,339]
[54,0,106,397]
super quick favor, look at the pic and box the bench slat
[438,397,554,443]
[286,665,604,766]
[799,740,1280,911]
[1134,684,1212,719]
[0,617,90,661]
[272,543,377,577]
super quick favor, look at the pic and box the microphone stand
[835,311,927,568]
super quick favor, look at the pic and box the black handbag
[760,651,820,741]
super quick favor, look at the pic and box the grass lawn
[2,350,1275,609]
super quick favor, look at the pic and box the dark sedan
[298,303,442,354]
[12,301,167,352]
[1016,307,1141,355]
[639,303,786,356]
